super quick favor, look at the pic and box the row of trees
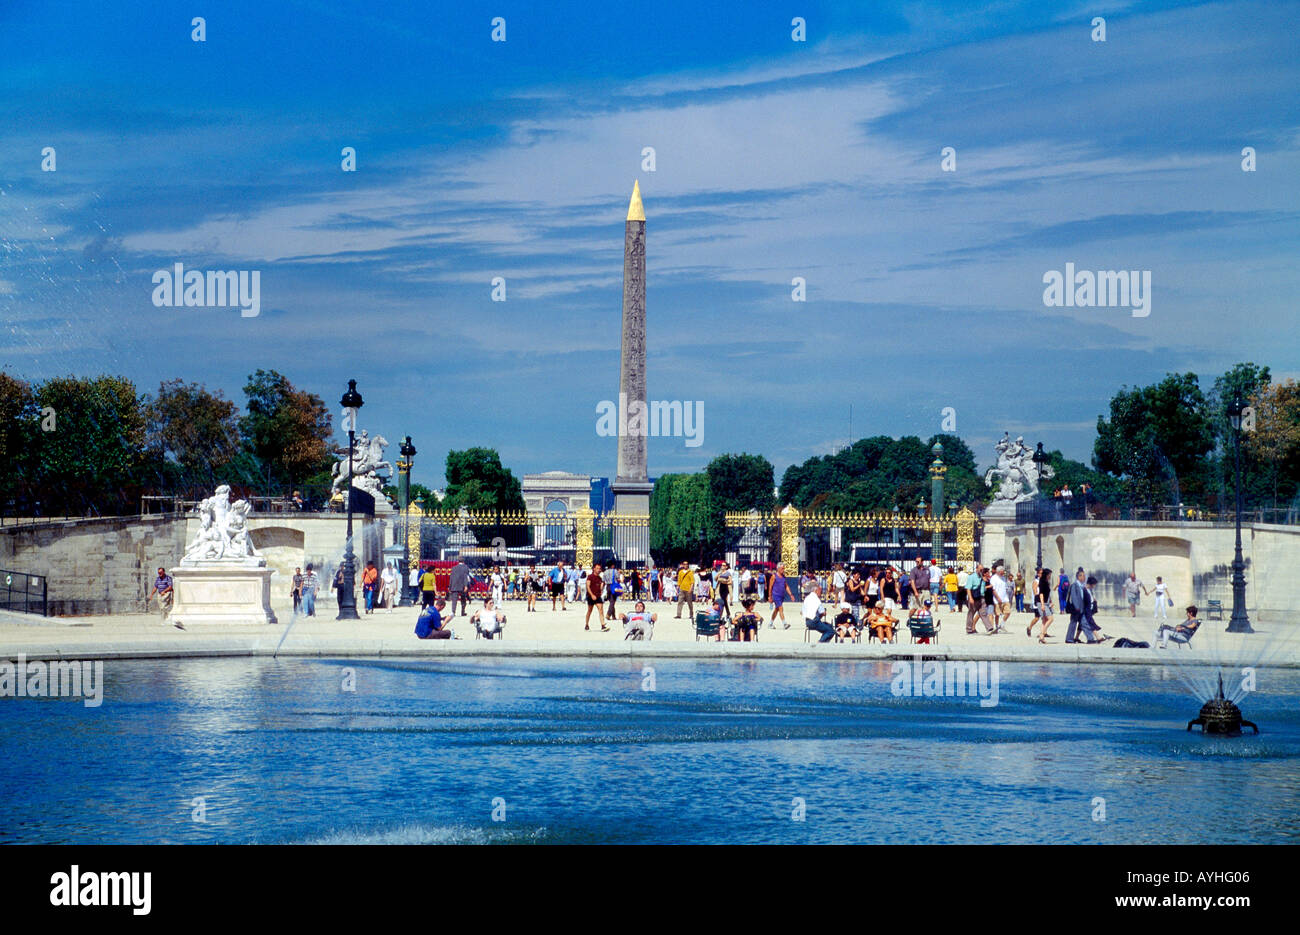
[650,454,775,561]
[1093,363,1300,512]
[1,369,335,516]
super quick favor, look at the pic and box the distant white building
[522,471,591,552]
[522,471,592,513]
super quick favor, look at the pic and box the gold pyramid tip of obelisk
[626,180,645,222]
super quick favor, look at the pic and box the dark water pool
[1,658,1296,844]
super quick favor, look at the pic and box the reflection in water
[0,659,1296,844]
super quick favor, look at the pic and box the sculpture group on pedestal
[330,429,393,504]
[984,433,1054,503]
[182,484,264,565]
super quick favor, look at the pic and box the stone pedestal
[979,513,1016,571]
[170,564,278,626]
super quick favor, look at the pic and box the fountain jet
[1187,673,1258,735]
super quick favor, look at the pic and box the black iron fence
[0,569,48,616]
[1016,498,1088,525]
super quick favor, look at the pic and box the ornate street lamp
[1032,442,1049,571]
[336,379,363,621]
[396,435,417,607]
[891,504,900,570]
[1226,396,1254,633]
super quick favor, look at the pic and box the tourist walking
[607,568,623,618]
[408,565,420,604]
[148,567,174,619]
[1065,568,1089,643]
[301,563,319,617]
[419,565,438,608]
[1124,572,1145,617]
[768,563,794,628]
[910,556,930,607]
[362,561,380,614]
[549,560,567,611]
[715,562,733,620]
[448,560,470,618]
[333,567,347,608]
[381,562,398,612]
[565,564,579,603]
[675,562,695,619]
[490,566,505,606]
[291,567,303,615]
[1029,567,1055,643]
[845,568,866,624]
[1057,568,1070,613]
[585,562,608,631]
[1013,570,1025,612]
[1152,577,1172,620]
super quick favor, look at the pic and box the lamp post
[396,435,417,607]
[1032,442,1048,571]
[891,504,900,571]
[336,379,363,620]
[1226,396,1254,633]
[697,528,706,568]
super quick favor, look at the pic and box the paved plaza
[3,595,1294,665]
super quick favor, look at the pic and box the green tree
[0,372,40,512]
[650,473,715,561]
[706,453,775,514]
[1094,373,1213,506]
[239,370,333,489]
[144,380,240,491]
[441,448,524,512]
[1246,379,1300,508]
[34,375,147,514]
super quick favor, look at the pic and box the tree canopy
[441,448,525,512]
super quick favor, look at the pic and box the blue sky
[3,0,1298,490]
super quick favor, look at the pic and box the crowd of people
[218,553,1202,651]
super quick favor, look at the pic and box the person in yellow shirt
[943,567,959,613]
[419,567,438,608]
[675,562,696,619]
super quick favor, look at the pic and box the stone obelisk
[612,181,654,538]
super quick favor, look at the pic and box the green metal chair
[694,611,725,641]
[907,616,940,644]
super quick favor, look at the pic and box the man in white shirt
[407,565,420,604]
[831,564,847,602]
[803,583,835,642]
[990,566,1012,630]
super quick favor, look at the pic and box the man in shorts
[549,560,567,611]
[1123,572,1144,617]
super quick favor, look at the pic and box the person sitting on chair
[1156,605,1201,649]
[471,598,506,640]
[906,600,934,643]
[621,600,657,641]
[733,599,761,642]
[869,604,899,643]
[705,597,729,642]
[833,601,858,642]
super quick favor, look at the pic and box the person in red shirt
[585,563,608,632]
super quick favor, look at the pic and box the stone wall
[981,517,1299,616]
[0,515,188,615]
[0,512,394,616]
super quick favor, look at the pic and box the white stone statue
[984,433,1054,503]
[330,430,393,502]
[182,484,265,566]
